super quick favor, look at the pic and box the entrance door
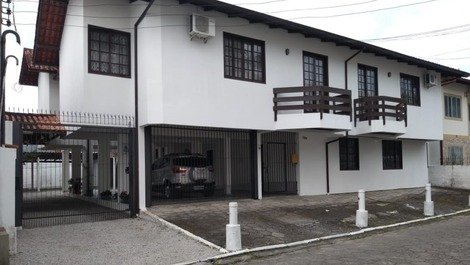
[263,143,287,193]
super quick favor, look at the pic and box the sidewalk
[149,187,469,249]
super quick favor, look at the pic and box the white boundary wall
[429,165,470,190]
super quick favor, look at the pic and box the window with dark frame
[382,140,403,170]
[358,64,378,98]
[400,73,420,106]
[303,51,328,113]
[339,138,359,171]
[223,32,265,83]
[444,95,462,119]
[88,25,131,78]
[447,146,463,165]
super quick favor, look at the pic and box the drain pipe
[324,48,364,194]
[132,0,156,217]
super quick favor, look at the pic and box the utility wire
[362,24,470,42]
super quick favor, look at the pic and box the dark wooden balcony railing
[354,96,407,127]
[273,86,352,121]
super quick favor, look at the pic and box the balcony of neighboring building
[353,96,407,135]
[273,85,352,131]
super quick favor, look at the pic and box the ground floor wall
[298,132,428,195]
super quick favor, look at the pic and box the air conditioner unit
[190,14,215,42]
[424,72,437,88]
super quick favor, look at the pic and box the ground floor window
[339,138,359,170]
[447,146,463,165]
[382,140,403,170]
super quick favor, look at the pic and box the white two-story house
[18,0,469,213]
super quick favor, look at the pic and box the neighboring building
[16,0,470,218]
[428,78,470,189]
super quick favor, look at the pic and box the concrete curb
[175,208,470,265]
[141,211,228,254]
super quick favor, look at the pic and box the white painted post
[424,183,434,216]
[226,202,241,251]
[468,195,470,207]
[225,138,232,196]
[356,190,368,228]
[256,132,262,200]
[36,157,41,192]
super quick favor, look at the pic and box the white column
[61,150,70,192]
[356,189,368,228]
[225,137,232,195]
[424,183,434,216]
[256,132,263,200]
[226,202,242,251]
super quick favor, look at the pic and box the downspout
[324,48,364,194]
[133,0,155,217]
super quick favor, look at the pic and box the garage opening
[146,125,257,205]
[8,112,136,228]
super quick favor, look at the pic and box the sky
[3,0,470,109]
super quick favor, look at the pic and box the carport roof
[5,112,66,133]
[133,0,469,78]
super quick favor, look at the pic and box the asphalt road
[225,214,470,265]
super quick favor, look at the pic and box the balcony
[353,96,407,135]
[273,86,352,130]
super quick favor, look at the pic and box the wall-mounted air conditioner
[424,72,437,88]
[190,14,215,42]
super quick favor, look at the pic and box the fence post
[356,190,368,228]
[226,202,242,251]
[424,183,434,216]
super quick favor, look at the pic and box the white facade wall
[429,165,470,189]
[38,72,60,111]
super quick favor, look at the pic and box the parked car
[151,153,215,198]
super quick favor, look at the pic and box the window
[88,25,130,78]
[447,146,463,165]
[303,51,328,113]
[358,64,378,98]
[223,32,265,83]
[382,140,403,170]
[400,74,420,106]
[444,95,462,119]
[339,138,359,170]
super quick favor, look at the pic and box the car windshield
[173,156,208,167]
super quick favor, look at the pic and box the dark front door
[263,143,287,193]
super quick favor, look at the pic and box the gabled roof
[457,78,470,86]
[134,0,469,78]
[19,48,58,86]
[33,0,69,67]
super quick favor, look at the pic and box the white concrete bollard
[424,183,434,216]
[226,202,242,251]
[355,190,368,228]
[468,195,470,207]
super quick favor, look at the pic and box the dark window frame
[444,94,462,119]
[357,64,378,98]
[223,32,266,83]
[400,73,421,106]
[88,25,131,78]
[339,138,360,171]
[303,51,329,113]
[382,140,403,170]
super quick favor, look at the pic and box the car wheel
[163,182,172,199]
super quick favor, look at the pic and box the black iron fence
[7,110,136,228]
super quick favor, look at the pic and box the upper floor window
[223,32,265,83]
[303,51,328,113]
[382,140,402,170]
[444,94,461,119]
[88,25,131,78]
[358,64,378,98]
[339,138,359,171]
[400,74,420,106]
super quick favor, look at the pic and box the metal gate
[262,132,297,194]
[146,125,257,205]
[8,111,136,228]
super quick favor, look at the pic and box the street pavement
[217,214,470,265]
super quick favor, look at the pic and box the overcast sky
[3,0,470,109]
